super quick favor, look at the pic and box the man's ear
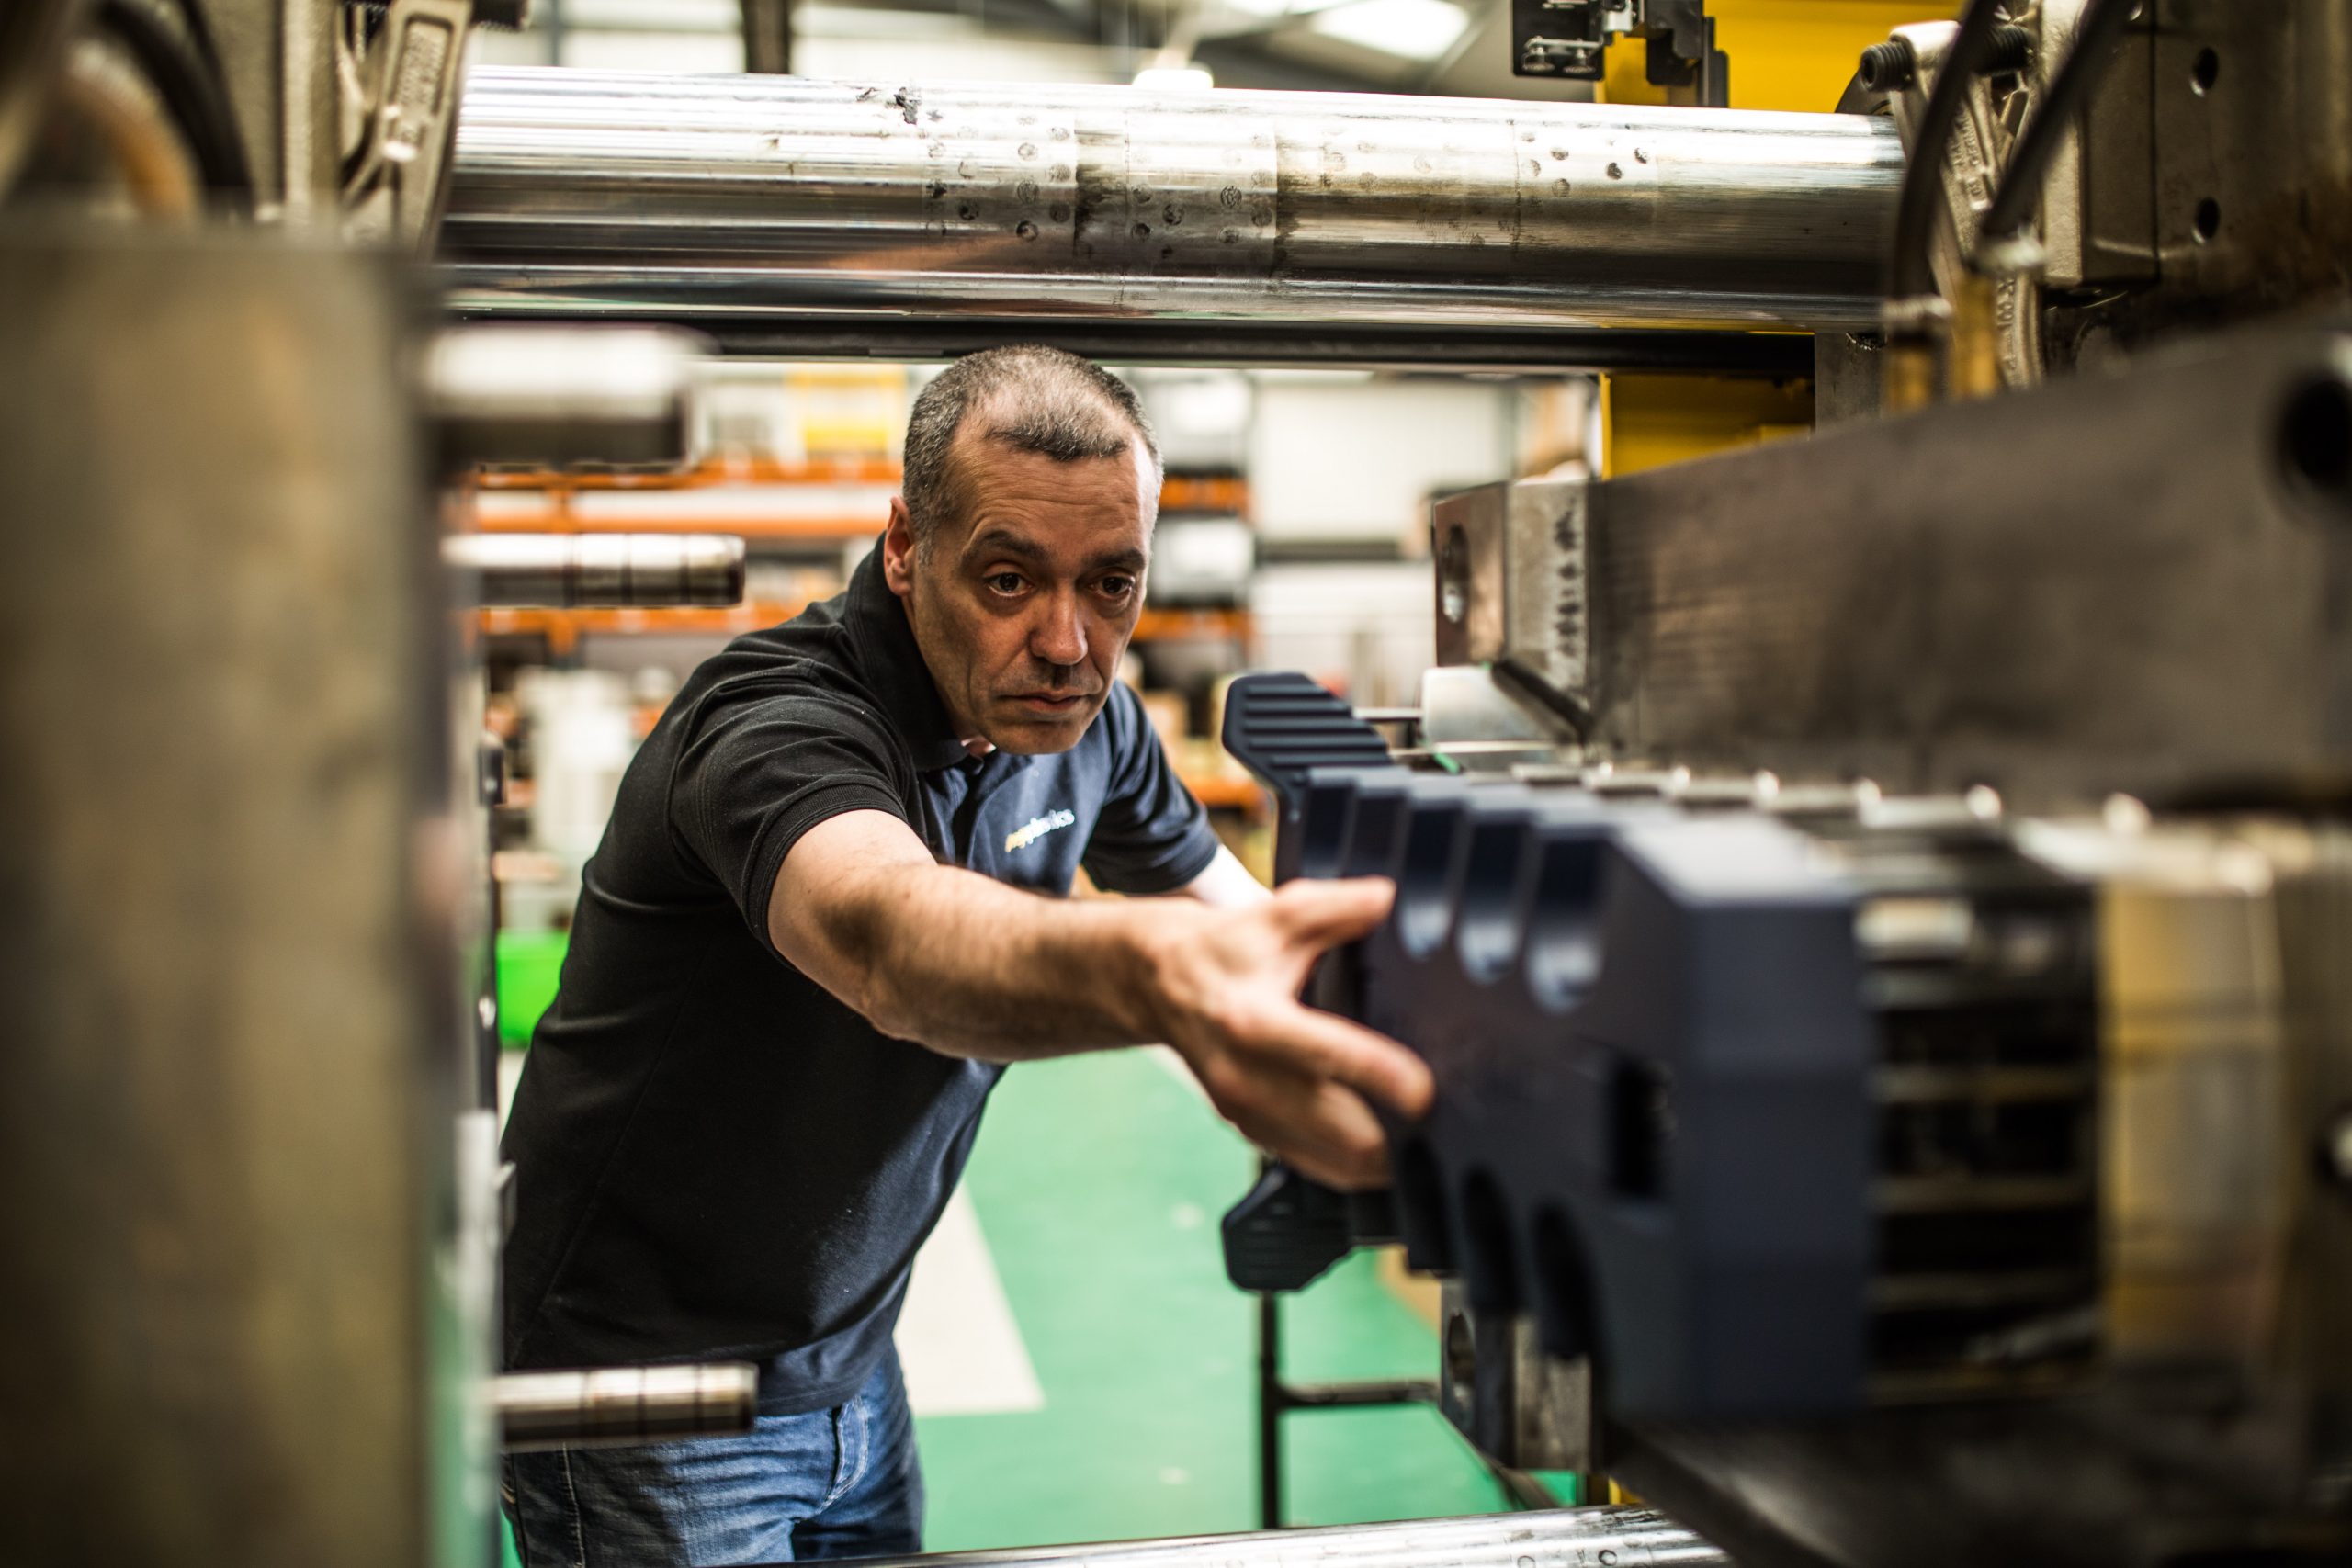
[883,498,918,598]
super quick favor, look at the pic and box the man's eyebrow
[962,526,1049,566]
[964,528,1147,575]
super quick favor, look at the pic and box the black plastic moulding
[1217,672,1399,886]
[1227,702,1880,1422]
[1216,674,1409,1292]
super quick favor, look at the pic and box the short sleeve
[1081,684,1222,896]
[669,682,915,950]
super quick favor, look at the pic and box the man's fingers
[1272,876,1396,949]
[1221,1072,1395,1192]
[1229,1113,1382,1193]
[1295,1079,1395,1190]
[1285,1141,1393,1193]
[1254,1001,1435,1120]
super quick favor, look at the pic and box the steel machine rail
[829,1506,1726,1568]
[440,68,1901,357]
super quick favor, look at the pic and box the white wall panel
[1247,376,1513,544]
[1250,560,1435,711]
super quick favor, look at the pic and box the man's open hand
[1140,876,1434,1190]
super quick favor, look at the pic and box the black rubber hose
[97,0,253,209]
[1979,0,2137,243]
[1888,0,2007,300]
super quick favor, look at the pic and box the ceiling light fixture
[1307,0,1467,60]
[1133,64,1216,90]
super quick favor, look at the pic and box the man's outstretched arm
[767,808,1430,1189]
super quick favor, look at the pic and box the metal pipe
[839,1507,1726,1568]
[425,322,703,470]
[441,68,1902,344]
[496,1362,760,1451]
[639,317,1819,375]
[447,532,747,607]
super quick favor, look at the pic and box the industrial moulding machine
[1,2,2346,1566]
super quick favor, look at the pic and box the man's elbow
[856,976,927,1044]
[831,931,968,1055]
[852,960,1029,1061]
[772,894,914,1041]
[859,981,1012,1061]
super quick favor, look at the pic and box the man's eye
[985,572,1025,594]
[1097,577,1136,599]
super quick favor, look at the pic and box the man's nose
[1030,591,1088,668]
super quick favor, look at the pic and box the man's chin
[983,695,1102,754]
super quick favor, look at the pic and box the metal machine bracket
[341,0,473,249]
[1512,0,1727,107]
[1438,1281,1599,1474]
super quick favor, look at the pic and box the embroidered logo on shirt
[1004,808,1078,853]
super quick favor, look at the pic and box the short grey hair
[900,345,1161,554]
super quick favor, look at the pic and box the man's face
[884,429,1154,755]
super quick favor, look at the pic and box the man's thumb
[1276,875,1396,949]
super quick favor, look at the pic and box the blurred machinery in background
[0,8,758,1565]
[2,1,2347,1565]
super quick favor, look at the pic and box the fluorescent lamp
[1308,0,1466,59]
[1134,64,1216,91]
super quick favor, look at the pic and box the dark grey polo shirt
[501,544,1220,1411]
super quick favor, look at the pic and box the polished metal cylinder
[496,1362,760,1451]
[847,1507,1725,1568]
[447,531,747,607]
[425,323,703,470]
[442,68,1901,341]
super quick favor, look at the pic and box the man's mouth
[1007,691,1092,715]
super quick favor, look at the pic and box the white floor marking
[897,1187,1046,1416]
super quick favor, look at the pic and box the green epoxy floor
[922,1050,1510,1549]
[496,933,1531,1557]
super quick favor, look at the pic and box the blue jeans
[503,1350,923,1565]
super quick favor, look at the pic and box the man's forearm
[773,808,1427,1187]
[832,861,1175,1060]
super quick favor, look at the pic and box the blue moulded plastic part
[1217,673,1396,883]
[1295,765,1412,883]
[1224,673,1875,1422]
[1332,776,1873,1422]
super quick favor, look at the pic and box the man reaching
[501,345,1429,1565]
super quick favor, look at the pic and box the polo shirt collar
[844,541,973,773]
